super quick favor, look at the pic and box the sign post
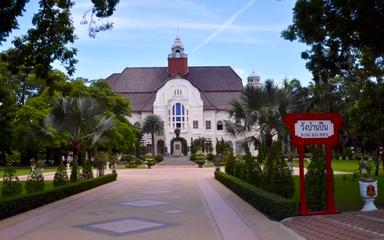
[284,113,342,215]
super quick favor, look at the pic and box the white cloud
[192,0,255,53]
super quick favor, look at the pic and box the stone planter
[359,180,378,211]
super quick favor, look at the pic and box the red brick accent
[168,57,188,75]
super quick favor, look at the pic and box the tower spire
[168,35,188,76]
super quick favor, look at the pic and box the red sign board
[284,113,342,216]
[284,113,342,147]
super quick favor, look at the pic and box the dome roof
[248,71,258,78]
[172,35,184,49]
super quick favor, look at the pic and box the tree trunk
[151,132,155,157]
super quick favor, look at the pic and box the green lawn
[0,181,54,199]
[0,167,57,177]
[292,174,384,211]
[292,159,384,174]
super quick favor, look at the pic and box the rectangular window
[206,120,211,130]
[193,120,198,129]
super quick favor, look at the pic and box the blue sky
[2,0,313,86]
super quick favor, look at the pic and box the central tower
[167,35,189,76]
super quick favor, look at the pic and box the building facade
[107,36,257,155]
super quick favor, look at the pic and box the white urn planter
[359,180,378,211]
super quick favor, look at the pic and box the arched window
[175,49,181,58]
[171,103,187,128]
[217,120,223,130]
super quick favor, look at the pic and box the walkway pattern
[283,210,384,240]
[0,167,294,240]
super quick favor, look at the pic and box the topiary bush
[94,151,108,176]
[194,150,206,167]
[224,152,235,175]
[53,162,69,187]
[134,158,143,165]
[1,152,22,197]
[81,160,94,180]
[70,161,80,182]
[305,146,328,211]
[145,153,156,168]
[155,154,164,163]
[25,161,45,193]
[206,153,215,162]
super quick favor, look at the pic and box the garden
[214,143,384,220]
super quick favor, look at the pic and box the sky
[2,0,313,86]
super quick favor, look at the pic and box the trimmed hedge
[215,172,297,221]
[0,173,117,220]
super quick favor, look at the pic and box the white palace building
[107,36,260,155]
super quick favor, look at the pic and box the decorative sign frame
[284,113,342,215]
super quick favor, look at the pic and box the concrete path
[0,167,296,240]
[283,210,384,240]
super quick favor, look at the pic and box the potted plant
[194,151,206,168]
[356,156,378,211]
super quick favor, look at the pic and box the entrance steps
[158,156,197,166]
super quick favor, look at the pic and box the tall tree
[1,0,120,85]
[282,0,384,83]
[141,115,164,157]
[45,96,114,165]
[225,82,301,150]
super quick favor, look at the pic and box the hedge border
[0,173,117,220]
[215,171,297,221]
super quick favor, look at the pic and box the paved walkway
[283,210,384,240]
[0,167,297,240]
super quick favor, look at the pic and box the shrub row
[215,171,297,221]
[0,173,117,220]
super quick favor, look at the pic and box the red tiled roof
[108,66,243,111]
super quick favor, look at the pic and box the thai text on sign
[294,120,334,138]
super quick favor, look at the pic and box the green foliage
[70,161,80,182]
[224,152,236,175]
[81,161,94,180]
[215,138,233,154]
[134,158,143,165]
[194,150,206,167]
[225,142,295,199]
[206,153,215,161]
[283,0,384,82]
[215,172,298,220]
[233,158,245,179]
[0,174,117,220]
[305,146,328,211]
[121,154,134,164]
[243,154,262,187]
[94,151,108,176]
[355,158,374,181]
[1,153,22,197]
[214,154,224,166]
[25,167,45,194]
[154,155,163,163]
[141,114,164,157]
[144,153,155,168]
[53,162,69,187]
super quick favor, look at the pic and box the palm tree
[44,96,114,165]
[141,114,164,157]
[225,81,302,150]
